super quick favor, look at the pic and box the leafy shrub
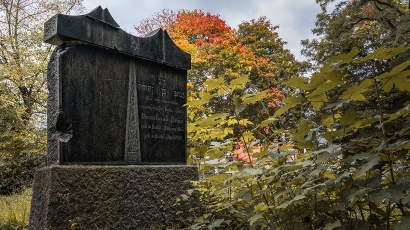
[182,46,410,229]
[0,153,46,195]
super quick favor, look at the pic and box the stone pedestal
[29,165,199,229]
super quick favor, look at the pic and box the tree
[0,0,84,194]
[236,17,309,128]
[178,44,410,230]
[299,0,410,155]
[138,6,410,230]
[301,0,410,65]
[135,10,305,142]
[135,10,307,174]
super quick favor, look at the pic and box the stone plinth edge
[29,165,199,229]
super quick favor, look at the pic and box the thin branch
[374,0,405,16]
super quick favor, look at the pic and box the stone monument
[29,6,199,229]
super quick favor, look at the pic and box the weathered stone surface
[29,165,199,229]
[44,6,190,70]
[31,6,198,230]
[47,44,187,164]
[45,7,189,164]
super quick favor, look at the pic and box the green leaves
[229,75,249,89]
[193,113,227,127]
[283,77,309,90]
[347,189,368,207]
[394,216,410,230]
[205,76,224,90]
[339,106,356,126]
[273,96,301,117]
[355,44,409,62]
[242,90,270,105]
[259,117,277,127]
[369,184,409,205]
[323,220,341,230]
[184,34,410,229]
[185,91,215,106]
[352,154,380,179]
[249,213,264,226]
[327,47,359,64]
[340,83,367,101]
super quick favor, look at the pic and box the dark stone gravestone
[44,6,189,165]
[29,6,199,229]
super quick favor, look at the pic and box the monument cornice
[44,6,191,70]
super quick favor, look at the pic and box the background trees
[136,2,410,229]
[1,1,409,228]
[300,0,410,155]
[136,11,306,162]
[0,0,84,194]
[301,0,410,65]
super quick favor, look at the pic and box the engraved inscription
[137,83,154,95]
[138,79,185,141]
[174,90,185,98]
[137,82,185,99]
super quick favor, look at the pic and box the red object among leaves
[266,87,285,108]
[233,142,259,163]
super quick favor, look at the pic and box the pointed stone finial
[86,6,120,28]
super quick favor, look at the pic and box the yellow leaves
[355,44,409,62]
[204,76,224,90]
[185,91,214,106]
[322,115,334,128]
[229,75,249,89]
[283,77,309,90]
[238,119,253,126]
[273,96,301,117]
[340,83,367,101]
[339,107,356,126]
[193,113,228,127]
[242,131,255,141]
[187,82,194,88]
[323,171,335,179]
[308,93,328,111]
[327,47,359,65]
[259,117,277,127]
[380,70,410,93]
[241,90,270,105]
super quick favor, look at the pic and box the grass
[0,188,32,230]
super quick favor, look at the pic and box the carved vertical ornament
[125,60,141,162]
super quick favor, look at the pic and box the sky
[82,0,322,61]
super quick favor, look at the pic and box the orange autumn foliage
[135,9,286,116]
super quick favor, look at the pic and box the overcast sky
[82,0,322,61]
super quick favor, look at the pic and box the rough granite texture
[29,165,199,229]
